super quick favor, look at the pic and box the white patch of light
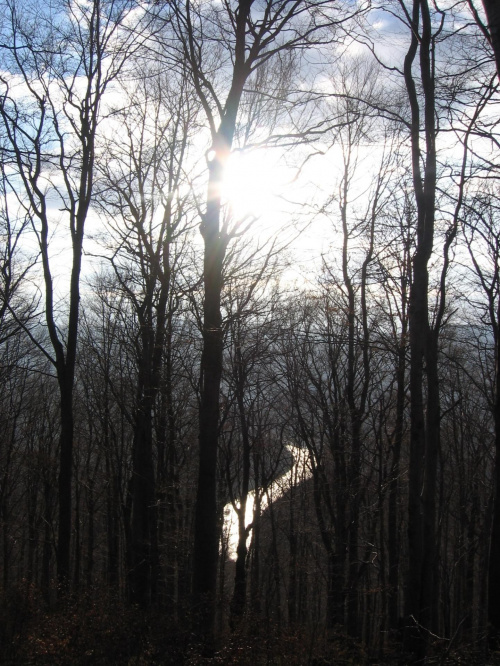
[223,149,286,220]
[224,444,311,561]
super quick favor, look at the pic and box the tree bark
[403,0,440,656]
[488,325,500,630]
[482,0,500,81]
[191,2,253,642]
[192,152,227,642]
[230,343,252,626]
[129,394,158,606]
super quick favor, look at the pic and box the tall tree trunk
[421,332,440,631]
[42,479,53,603]
[403,0,439,657]
[388,344,406,629]
[192,152,227,642]
[250,451,262,616]
[129,397,158,606]
[488,330,500,630]
[57,380,75,584]
[388,249,409,630]
[230,343,251,626]
[191,34,251,640]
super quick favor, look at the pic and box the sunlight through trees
[0,1,499,663]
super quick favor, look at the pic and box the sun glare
[223,149,283,220]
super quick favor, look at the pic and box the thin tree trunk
[488,334,500,630]
[250,453,262,616]
[129,399,157,606]
[42,479,53,603]
[230,342,251,626]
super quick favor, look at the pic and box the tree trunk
[129,399,158,606]
[250,453,262,616]
[421,332,440,632]
[388,344,405,629]
[403,0,439,657]
[388,240,410,629]
[488,332,500,630]
[192,154,226,642]
[482,0,500,81]
[57,381,74,585]
[230,343,252,626]
[42,479,53,603]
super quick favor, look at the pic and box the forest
[0,0,499,663]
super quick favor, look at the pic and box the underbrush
[0,586,187,665]
[2,588,500,665]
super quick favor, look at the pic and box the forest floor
[2,588,500,665]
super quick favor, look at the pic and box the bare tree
[94,65,199,606]
[462,189,500,632]
[468,0,500,82]
[0,0,149,585]
[164,0,360,644]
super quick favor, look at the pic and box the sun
[222,149,283,220]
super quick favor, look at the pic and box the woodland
[1,0,500,663]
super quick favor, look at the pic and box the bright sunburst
[222,149,284,221]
